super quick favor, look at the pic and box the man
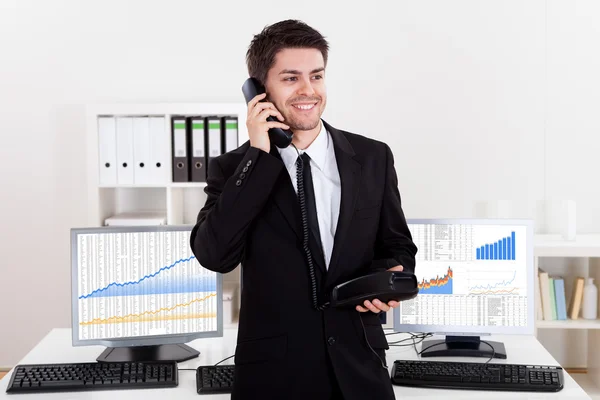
[190,19,417,400]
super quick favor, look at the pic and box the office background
[0,0,598,371]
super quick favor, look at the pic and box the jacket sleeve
[190,146,284,273]
[371,143,418,274]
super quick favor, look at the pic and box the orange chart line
[81,313,217,325]
[470,287,519,295]
[80,293,216,326]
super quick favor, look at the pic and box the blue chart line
[468,271,517,292]
[79,256,213,299]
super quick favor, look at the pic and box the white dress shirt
[277,121,341,270]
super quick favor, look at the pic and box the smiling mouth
[292,102,318,111]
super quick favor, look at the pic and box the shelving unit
[533,233,600,396]
[85,103,249,321]
[86,103,248,227]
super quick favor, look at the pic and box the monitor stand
[96,344,200,363]
[420,335,507,359]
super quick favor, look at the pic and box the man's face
[264,48,327,132]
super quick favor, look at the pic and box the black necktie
[296,153,324,263]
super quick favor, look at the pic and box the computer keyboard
[391,360,564,392]
[196,365,234,394]
[5,361,178,394]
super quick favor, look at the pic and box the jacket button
[246,160,252,167]
[239,173,246,179]
[328,337,336,345]
[235,179,242,186]
[243,166,249,173]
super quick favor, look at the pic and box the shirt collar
[277,120,329,172]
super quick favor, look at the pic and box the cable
[177,354,235,372]
[388,332,432,347]
[416,340,447,357]
[214,355,235,366]
[358,313,388,370]
[480,340,496,364]
[292,143,328,311]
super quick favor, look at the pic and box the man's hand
[246,92,289,153]
[356,265,404,313]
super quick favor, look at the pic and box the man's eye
[312,75,323,80]
[284,77,297,81]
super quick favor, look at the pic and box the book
[538,269,553,321]
[569,277,586,320]
[549,277,557,320]
[534,272,543,320]
[554,278,567,320]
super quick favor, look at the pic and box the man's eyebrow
[279,67,325,75]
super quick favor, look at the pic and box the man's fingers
[357,300,398,313]
[251,101,279,119]
[373,299,390,312]
[247,92,267,111]
[256,108,285,123]
[388,265,404,272]
[363,300,380,313]
[266,121,290,130]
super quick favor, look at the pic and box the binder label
[208,119,221,157]
[192,121,205,157]
[173,120,186,157]
[225,118,238,152]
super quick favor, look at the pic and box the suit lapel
[323,121,362,282]
[269,146,303,242]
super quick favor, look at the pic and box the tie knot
[300,153,311,163]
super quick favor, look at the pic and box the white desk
[0,328,591,399]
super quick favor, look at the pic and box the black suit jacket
[190,120,417,400]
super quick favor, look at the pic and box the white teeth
[293,104,315,110]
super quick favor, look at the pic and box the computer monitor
[393,218,534,359]
[70,225,222,363]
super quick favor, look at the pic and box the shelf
[169,182,207,188]
[534,234,600,257]
[536,319,600,329]
[99,184,168,188]
[87,102,247,117]
[99,183,208,189]
[570,372,600,398]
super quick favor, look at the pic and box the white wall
[0,0,599,366]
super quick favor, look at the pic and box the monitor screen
[394,219,534,335]
[71,225,222,347]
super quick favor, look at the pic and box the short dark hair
[246,20,329,85]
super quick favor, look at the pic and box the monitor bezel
[70,224,223,348]
[393,218,535,336]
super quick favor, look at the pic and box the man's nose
[297,77,316,97]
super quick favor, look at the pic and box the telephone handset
[242,77,293,149]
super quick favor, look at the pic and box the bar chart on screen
[476,231,517,260]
